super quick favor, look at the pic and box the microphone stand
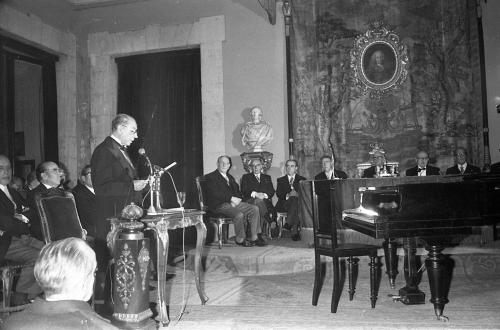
[147,168,164,215]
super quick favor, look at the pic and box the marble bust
[241,106,273,152]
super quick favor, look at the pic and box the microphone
[163,162,177,172]
[138,148,153,175]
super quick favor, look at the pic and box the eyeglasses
[46,168,62,173]
[122,125,138,134]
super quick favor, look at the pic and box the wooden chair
[0,261,31,315]
[310,180,380,313]
[195,176,234,249]
[34,188,87,244]
[33,188,98,308]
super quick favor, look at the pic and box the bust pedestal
[240,151,273,173]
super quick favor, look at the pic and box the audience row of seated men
[203,146,487,244]
[362,147,481,178]
[0,155,97,307]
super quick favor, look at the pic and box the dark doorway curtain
[116,48,203,210]
[0,35,59,176]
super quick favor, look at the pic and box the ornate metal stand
[112,221,155,329]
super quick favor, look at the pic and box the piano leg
[382,238,398,289]
[392,237,426,305]
[424,243,451,322]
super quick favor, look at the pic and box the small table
[141,209,208,326]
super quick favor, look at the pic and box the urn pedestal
[112,221,155,329]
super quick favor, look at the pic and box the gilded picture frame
[351,22,408,97]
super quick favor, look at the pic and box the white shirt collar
[43,183,55,189]
[0,184,9,194]
[110,134,123,147]
[85,185,95,194]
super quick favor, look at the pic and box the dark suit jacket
[3,298,117,330]
[72,183,96,232]
[91,136,140,239]
[275,174,306,212]
[314,169,348,180]
[445,164,481,175]
[405,165,441,177]
[491,162,500,174]
[204,170,242,212]
[26,183,49,241]
[0,187,30,262]
[240,173,275,200]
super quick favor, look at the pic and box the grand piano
[338,174,500,321]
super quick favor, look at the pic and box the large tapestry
[290,0,483,178]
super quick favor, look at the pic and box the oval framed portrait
[351,22,408,97]
[362,42,396,85]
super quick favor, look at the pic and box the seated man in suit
[446,147,481,175]
[204,156,266,247]
[0,154,44,306]
[276,159,306,241]
[314,154,347,180]
[3,237,118,329]
[72,165,95,233]
[314,155,347,230]
[362,150,391,178]
[240,158,277,238]
[405,150,440,176]
[26,161,64,242]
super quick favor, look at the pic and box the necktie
[256,175,260,183]
[119,145,134,168]
[460,166,465,174]
[289,176,294,185]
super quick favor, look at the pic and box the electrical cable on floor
[165,170,188,324]
[174,207,188,325]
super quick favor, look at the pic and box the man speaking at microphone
[90,114,148,300]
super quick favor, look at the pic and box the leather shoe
[270,222,280,238]
[252,236,268,247]
[11,292,30,306]
[235,239,254,247]
[282,223,292,231]
[291,233,301,241]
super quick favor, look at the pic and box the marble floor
[149,235,500,329]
